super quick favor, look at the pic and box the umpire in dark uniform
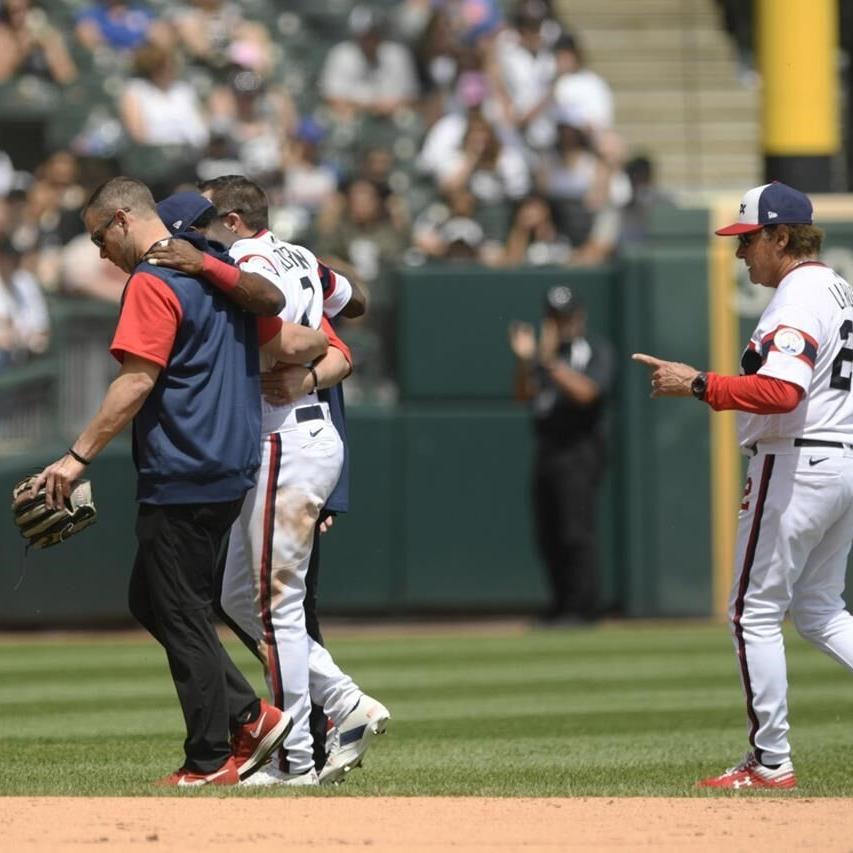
[509,286,615,625]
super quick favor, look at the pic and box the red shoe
[155,756,239,787]
[232,699,293,780]
[697,752,797,790]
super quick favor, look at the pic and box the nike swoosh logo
[249,712,267,739]
[309,427,323,437]
[809,457,829,466]
[177,765,230,786]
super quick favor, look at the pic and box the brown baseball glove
[11,476,97,550]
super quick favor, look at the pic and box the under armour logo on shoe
[732,777,753,789]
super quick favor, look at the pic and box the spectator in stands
[195,132,246,183]
[539,117,630,266]
[207,66,295,185]
[75,1,170,56]
[315,177,408,400]
[316,177,408,285]
[0,237,50,362]
[8,179,67,291]
[320,6,420,123]
[412,186,502,266]
[437,216,487,263]
[411,6,459,126]
[539,115,609,248]
[171,0,276,80]
[119,43,209,149]
[551,33,614,141]
[0,0,77,86]
[447,0,504,47]
[422,106,529,242]
[36,150,87,243]
[281,117,339,219]
[620,154,675,246]
[492,0,557,151]
[504,194,570,266]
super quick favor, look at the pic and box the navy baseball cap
[156,191,215,235]
[715,181,813,236]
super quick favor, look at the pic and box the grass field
[1,621,851,798]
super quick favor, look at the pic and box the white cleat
[318,694,391,785]
[240,763,319,787]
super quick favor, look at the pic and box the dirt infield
[2,797,850,852]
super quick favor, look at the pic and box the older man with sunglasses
[634,181,853,790]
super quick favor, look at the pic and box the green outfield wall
[4,209,853,626]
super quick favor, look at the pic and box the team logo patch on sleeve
[773,328,806,356]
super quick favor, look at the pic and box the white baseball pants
[309,640,361,725]
[221,410,343,774]
[730,441,853,765]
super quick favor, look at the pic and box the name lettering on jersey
[829,279,853,310]
[272,244,310,272]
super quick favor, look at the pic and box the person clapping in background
[509,286,614,625]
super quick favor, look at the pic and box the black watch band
[691,372,708,401]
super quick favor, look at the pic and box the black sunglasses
[91,207,129,248]
[737,231,761,248]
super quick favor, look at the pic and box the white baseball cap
[715,181,814,236]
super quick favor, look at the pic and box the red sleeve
[110,272,182,366]
[201,252,240,292]
[321,316,351,365]
[256,316,282,347]
[705,372,803,414]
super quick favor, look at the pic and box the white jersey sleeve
[752,287,822,392]
[317,261,353,318]
[736,262,853,447]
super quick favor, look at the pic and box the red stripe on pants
[260,434,284,709]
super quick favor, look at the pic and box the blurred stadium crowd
[0,0,674,396]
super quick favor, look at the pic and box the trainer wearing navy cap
[635,181,853,790]
[509,286,615,625]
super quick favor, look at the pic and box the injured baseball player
[634,182,853,790]
[189,176,388,786]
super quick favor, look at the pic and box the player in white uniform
[634,182,853,790]
[196,176,389,786]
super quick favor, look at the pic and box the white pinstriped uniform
[731,261,853,765]
[220,231,361,775]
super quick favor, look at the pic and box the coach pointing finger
[632,353,698,397]
[638,181,853,791]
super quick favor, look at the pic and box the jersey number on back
[300,275,315,327]
[830,320,853,391]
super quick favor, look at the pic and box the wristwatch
[691,371,708,401]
